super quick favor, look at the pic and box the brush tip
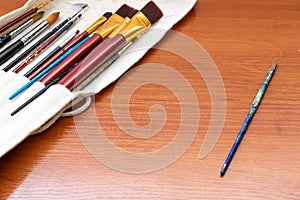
[141,1,164,24]
[103,12,113,19]
[127,9,138,19]
[32,11,45,22]
[116,4,133,18]
[46,12,60,25]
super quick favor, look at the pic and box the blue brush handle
[9,36,90,100]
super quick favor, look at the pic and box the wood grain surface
[1,0,300,199]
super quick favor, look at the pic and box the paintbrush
[12,13,82,73]
[10,1,163,113]
[3,4,88,72]
[9,36,90,100]
[0,0,53,34]
[11,42,132,116]
[39,5,135,87]
[0,12,44,48]
[25,12,112,79]
[74,41,134,91]
[11,63,77,116]
[0,12,59,66]
[59,1,163,90]
[220,61,277,177]
[9,5,132,99]
[23,30,80,78]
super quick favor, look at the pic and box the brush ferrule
[37,0,52,9]
[9,19,34,39]
[95,14,125,38]
[119,11,151,43]
[86,16,108,34]
[108,17,131,38]
[21,21,49,44]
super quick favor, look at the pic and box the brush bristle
[103,12,113,19]
[115,4,133,18]
[141,1,163,24]
[46,12,60,25]
[127,9,138,19]
[32,11,44,22]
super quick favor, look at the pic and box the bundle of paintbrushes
[0,0,197,158]
[9,2,163,115]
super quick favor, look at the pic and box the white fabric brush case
[0,0,197,157]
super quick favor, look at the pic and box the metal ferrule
[9,19,34,39]
[37,0,52,9]
[95,14,125,38]
[86,16,108,34]
[108,17,131,38]
[119,11,151,43]
[21,21,48,44]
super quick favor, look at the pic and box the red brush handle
[0,8,38,34]
[13,35,58,73]
[41,34,103,85]
[63,31,89,51]
[27,32,89,80]
[59,34,126,90]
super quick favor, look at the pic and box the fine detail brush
[11,63,77,116]
[9,36,90,100]
[0,0,53,34]
[0,12,59,66]
[11,41,133,116]
[23,30,80,78]
[3,4,88,72]
[13,14,82,73]
[59,1,163,90]
[0,12,44,48]
[25,12,112,79]
[219,61,277,177]
[39,4,134,87]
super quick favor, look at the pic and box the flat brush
[59,1,163,90]
[11,63,76,116]
[25,12,112,79]
[39,4,134,87]
[67,11,113,48]
[0,12,44,48]
[9,36,90,100]
[13,14,82,73]
[4,4,88,72]
[0,0,53,34]
[0,12,59,66]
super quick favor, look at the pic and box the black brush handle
[0,40,24,67]
[55,21,73,37]
[24,46,62,77]
[4,31,54,71]
[0,34,12,49]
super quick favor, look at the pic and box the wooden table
[1,0,299,199]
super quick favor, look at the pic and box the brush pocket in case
[0,0,197,157]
